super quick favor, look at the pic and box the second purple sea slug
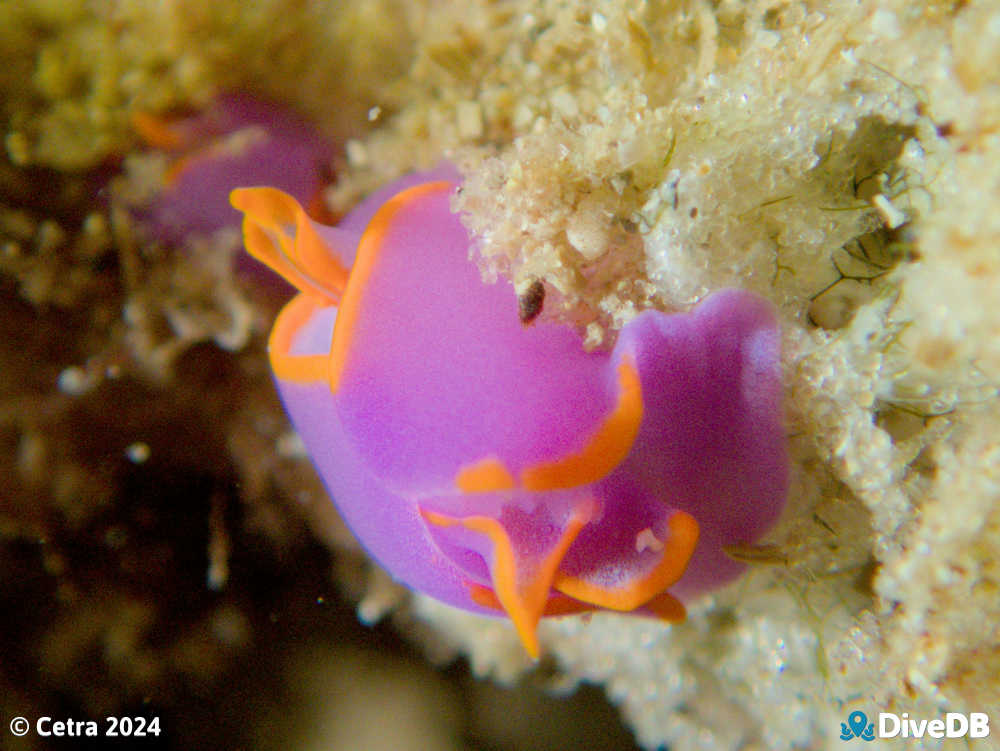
[230,167,788,657]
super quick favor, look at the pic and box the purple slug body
[230,167,788,657]
[133,93,334,243]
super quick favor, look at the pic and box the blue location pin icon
[848,711,868,739]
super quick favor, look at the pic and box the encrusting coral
[2,1,999,749]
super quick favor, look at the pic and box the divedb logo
[840,710,991,741]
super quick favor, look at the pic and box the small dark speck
[619,217,639,233]
[689,207,698,218]
[518,279,545,325]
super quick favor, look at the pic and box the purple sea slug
[133,93,334,243]
[230,167,788,657]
